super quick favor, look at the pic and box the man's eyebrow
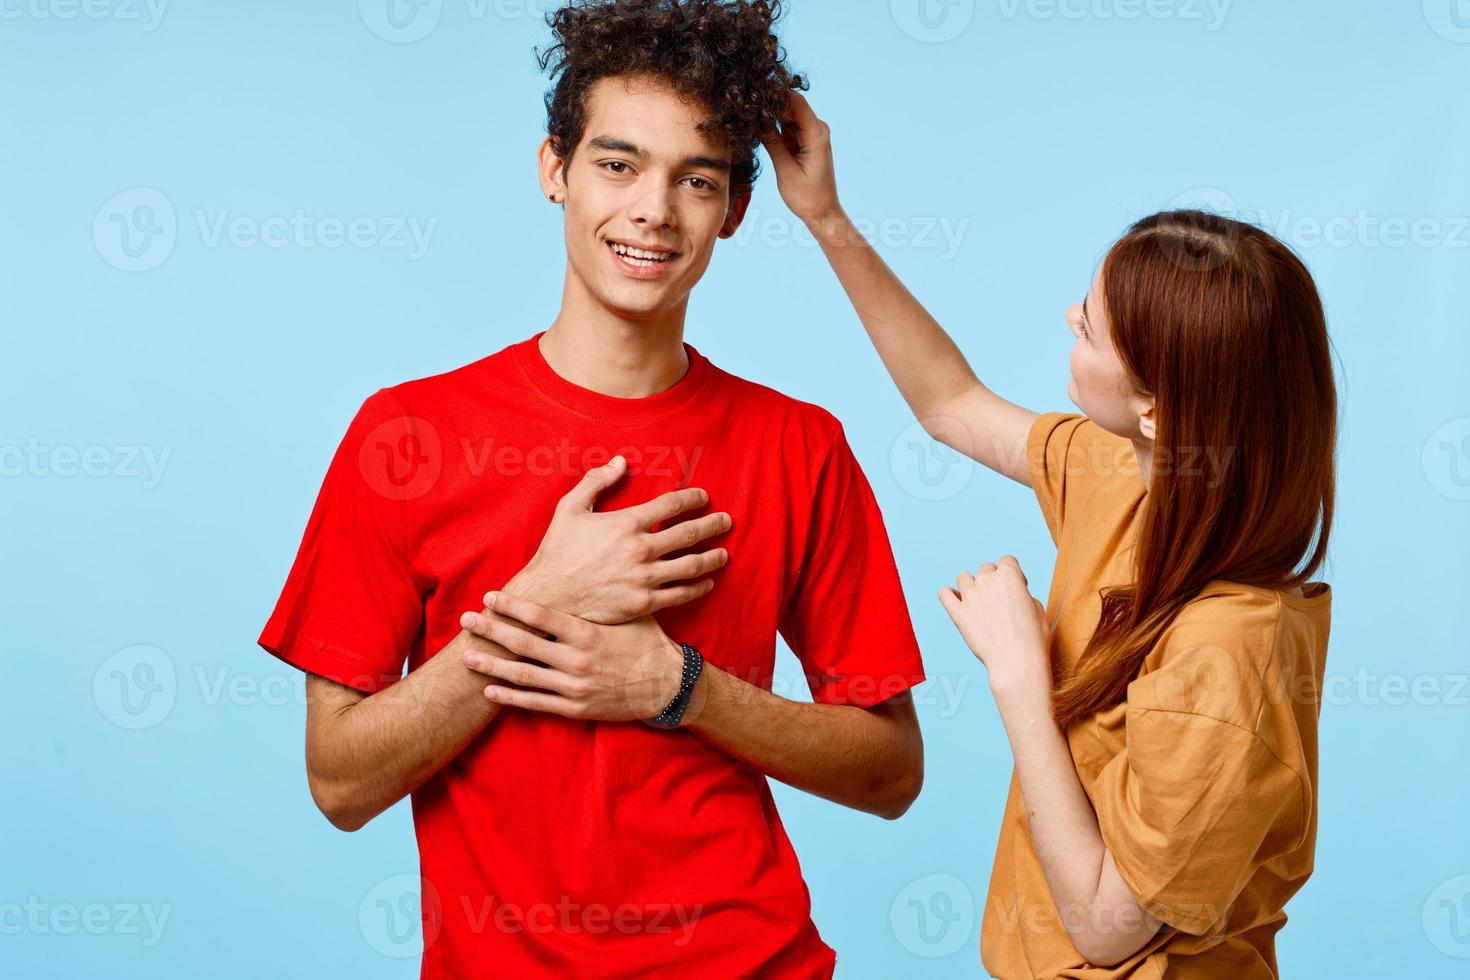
[587,135,643,156]
[682,155,731,173]
[584,135,730,174]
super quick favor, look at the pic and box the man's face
[542,74,749,321]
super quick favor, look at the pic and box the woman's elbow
[1070,928,1153,968]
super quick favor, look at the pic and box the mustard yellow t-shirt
[980,413,1332,979]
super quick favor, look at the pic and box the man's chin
[593,284,681,321]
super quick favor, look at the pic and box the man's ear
[718,185,753,239]
[1137,396,1157,441]
[538,137,568,204]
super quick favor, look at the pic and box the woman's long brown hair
[1050,210,1338,730]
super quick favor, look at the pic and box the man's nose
[629,186,676,232]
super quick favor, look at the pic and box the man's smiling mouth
[608,240,677,268]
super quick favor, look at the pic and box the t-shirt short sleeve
[1089,648,1310,936]
[257,389,425,693]
[1026,411,1096,544]
[778,423,926,708]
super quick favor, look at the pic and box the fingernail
[610,455,625,469]
[485,591,499,608]
[461,611,478,628]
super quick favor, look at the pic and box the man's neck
[539,270,692,398]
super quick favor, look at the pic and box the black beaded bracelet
[647,642,704,730]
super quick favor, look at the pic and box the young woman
[762,93,1335,977]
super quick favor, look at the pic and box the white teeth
[610,242,671,263]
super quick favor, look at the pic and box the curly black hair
[537,0,807,192]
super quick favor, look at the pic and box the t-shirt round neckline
[512,329,712,425]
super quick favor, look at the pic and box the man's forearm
[680,660,923,820]
[305,570,550,831]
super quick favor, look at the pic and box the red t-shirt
[259,333,926,978]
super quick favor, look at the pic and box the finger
[956,571,975,591]
[766,102,808,157]
[480,592,591,645]
[998,554,1026,584]
[938,585,962,620]
[777,91,827,160]
[976,562,998,575]
[558,456,627,512]
[463,650,574,696]
[645,578,717,613]
[653,548,729,584]
[647,512,732,558]
[461,610,575,667]
[783,90,822,129]
[760,125,795,165]
[623,487,711,529]
[482,684,583,718]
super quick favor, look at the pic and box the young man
[258,1,926,976]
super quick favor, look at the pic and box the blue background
[4,0,1468,976]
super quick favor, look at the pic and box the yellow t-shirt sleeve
[1026,411,1090,543]
[1091,703,1309,937]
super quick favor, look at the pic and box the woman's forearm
[996,686,1160,965]
[807,208,984,423]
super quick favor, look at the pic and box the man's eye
[686,177,711,190]
[603,162,630,174]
